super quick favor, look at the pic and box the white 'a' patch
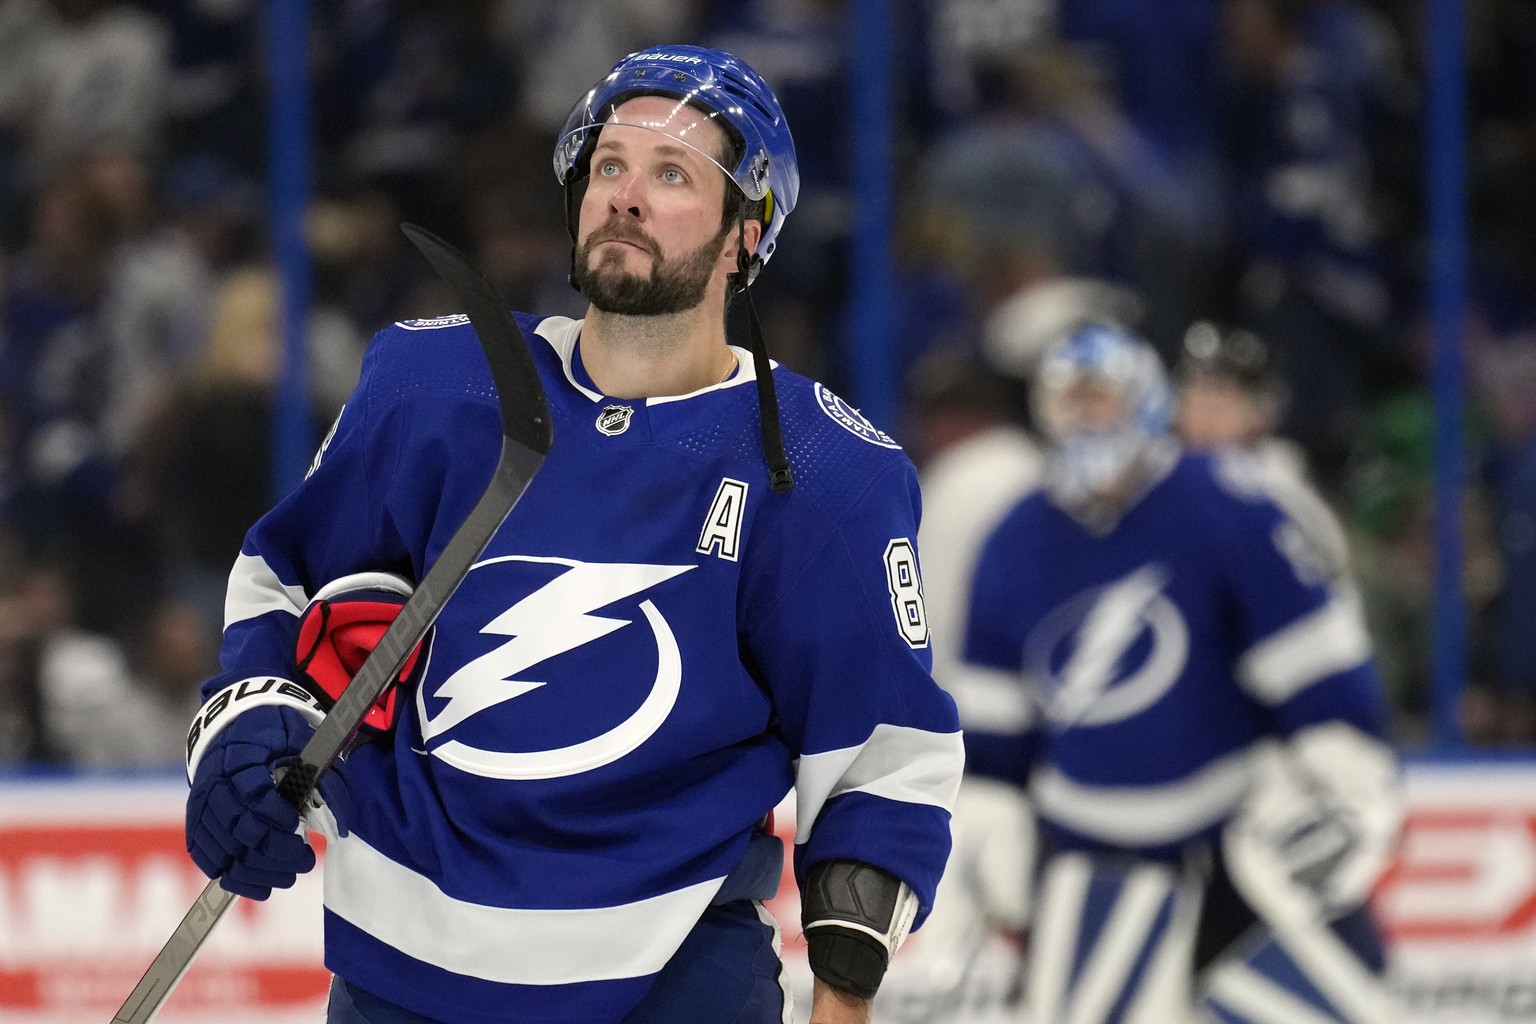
[697,478,749,561]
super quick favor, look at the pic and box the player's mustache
[589,221,658,256]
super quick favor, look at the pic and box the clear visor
[554,73,772,203]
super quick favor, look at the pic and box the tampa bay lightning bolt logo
[1024,565,1188,727]
[814,383,901,449]
[414,556,693,779]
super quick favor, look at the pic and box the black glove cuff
[806,925,888,999]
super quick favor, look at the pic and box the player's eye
[597,159,622,177]
[660,166,687,184]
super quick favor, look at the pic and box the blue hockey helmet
[1033,322,1173,503]
[553,45,800,275]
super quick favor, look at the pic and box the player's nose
[607,172,646,219]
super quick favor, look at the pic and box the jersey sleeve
[957,502,1045,788]
[1212,461,1389,741]
[743,458,963,926]
[207,328,498,704]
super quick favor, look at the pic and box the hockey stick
[110,224,553,1024]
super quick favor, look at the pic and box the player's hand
[185,704,352,900]
[809,977,873,1024]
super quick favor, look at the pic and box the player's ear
[740,217,763,257]
[720,217,763,265]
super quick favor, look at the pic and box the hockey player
[1174,319,1353,583]
[962,323,1403,1022]
[182,46,963,1024]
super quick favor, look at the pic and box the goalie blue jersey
[202,314,963,1024]
[962,451,1386,856]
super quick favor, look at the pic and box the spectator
[1219,0,1407,487]
[7,0,169,171]
[916,42,1209,364]
[142,265,362,620]
[121,595,220,765]
[491,0,698,134]
[160,0,263,169]
[0,559,151,765]
[1341,393,1501,743]
[1475,338,1536,743]
[0,166,130,620]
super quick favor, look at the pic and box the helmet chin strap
[734,217,794,493]
[564,175,586,291]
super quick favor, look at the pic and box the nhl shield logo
[596,404,635,436]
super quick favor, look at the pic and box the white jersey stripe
[793,725,964,844]
[1032,748,1254,846]
[324,835,725,985]
[1237,591,1372,705]
[224,552,309,628]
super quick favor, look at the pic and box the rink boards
[1,758,1533,1024]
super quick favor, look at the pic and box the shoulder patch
[815,383,901,449]
[397,313,470,331]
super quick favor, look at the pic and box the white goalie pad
[909,778,1035,994]
[1208,836,1402,1024]
[1227,724,1404,916]
[1026,851,1203,1024]
[1200,920,1397,1024]
[1216,725,1406,1024]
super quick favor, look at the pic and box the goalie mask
[1034,323,1174,511]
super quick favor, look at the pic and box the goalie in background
[962,322,1404,1023]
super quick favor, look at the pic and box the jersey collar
[533,315,762,405]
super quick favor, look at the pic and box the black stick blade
[401,222,554,456]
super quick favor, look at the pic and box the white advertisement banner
[2,759,1534,1023]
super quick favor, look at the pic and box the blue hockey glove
[185,704,352,900]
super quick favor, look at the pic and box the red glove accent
[295,594,424,734]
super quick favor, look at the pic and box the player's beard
[574,219,730,316]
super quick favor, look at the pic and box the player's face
[1045,377,1127,437]
[1175,377,1269,448]
[573,97,738,315]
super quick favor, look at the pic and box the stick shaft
[111,881,236,1024]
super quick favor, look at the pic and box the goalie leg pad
[1027,850,1201,1024]
[802,859,918,999]
[1218,815,1399,1023]
[1201,906,1392,1024]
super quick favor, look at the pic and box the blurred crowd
[0,0,1532,766]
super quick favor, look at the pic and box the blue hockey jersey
[198,313,964,1023]
[961,451,1386,856]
